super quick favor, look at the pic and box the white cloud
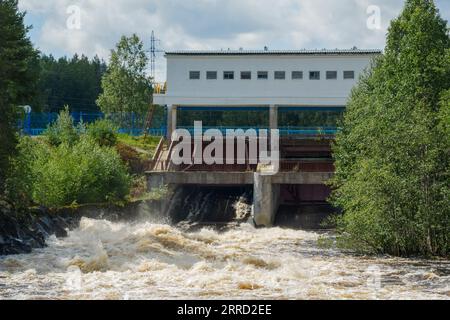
[18,0,450,81]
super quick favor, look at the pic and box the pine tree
[330,0,450,256]
[0,0,39,193]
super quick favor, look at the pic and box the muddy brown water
[0,215,448,300]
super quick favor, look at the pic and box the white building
[153,49,381,137]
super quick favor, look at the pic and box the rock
[8,238,32,255]
[35,216,53,235]
[0,203,68,256]
[52,223,68,238]
[1,200,149,256]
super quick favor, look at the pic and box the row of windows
[189,70,355,80]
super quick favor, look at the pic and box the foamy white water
[0,217,449,300]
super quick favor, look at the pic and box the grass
[117,134,161,156]
[115,134,163,201]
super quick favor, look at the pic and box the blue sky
[18,0,450,81]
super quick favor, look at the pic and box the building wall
[158,54,376,106]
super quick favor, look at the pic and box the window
[292,71,303,79]
[241,71,251,80]
[257,71,268,80]
[223,71,234,80]
[344,71,355,79]
[326,71,338,80]
[274,71,286,80]
[206,71,217,80]
[189,71,200,80]
[309,71,320,80]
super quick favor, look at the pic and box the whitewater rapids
[0,217,449,300]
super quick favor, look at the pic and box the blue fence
[19,112,338,138]
[18,112,167,137]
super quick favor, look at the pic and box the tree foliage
[86,119,118,147]
[43,106,81,147]
[33,54,107,112]
[97,34,153,121]
[7,109,130,208]
[0,0,39,194]
[32,136,130,207]
[330,0,450,256]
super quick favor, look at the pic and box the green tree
[44,106,80,147]
[330,0,450,256]
[33,54,107,112]
[0,0,39,193]
[96,34,152,127]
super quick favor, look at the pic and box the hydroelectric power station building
[149,48,381,227]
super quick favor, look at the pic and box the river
[0,215,449,300]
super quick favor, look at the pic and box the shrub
[4,136,41,207]
[44,106,80,146]
[32,136,131,207]
[116,142,148,174]
[86,119,118,147]
[6,111,131,208]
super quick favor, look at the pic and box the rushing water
[0,189,449,300]
[0,217,449,300]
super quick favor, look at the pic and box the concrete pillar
[253,173,280,227]
[147,173,165,191]
[269,105,278,130]
[166,105,177,140]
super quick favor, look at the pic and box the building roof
[165,49,382,56]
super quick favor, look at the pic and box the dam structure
[147,48,381,227]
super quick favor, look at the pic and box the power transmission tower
[149,30,163,82]
[144,31,164,138]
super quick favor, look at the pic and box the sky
[18,0,450,82]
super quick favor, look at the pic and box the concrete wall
[147,170,333,227]
[155,53,377,106]
[148,172,254,189]
[147,171,332,188]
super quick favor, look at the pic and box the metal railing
[153,82,167,94]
